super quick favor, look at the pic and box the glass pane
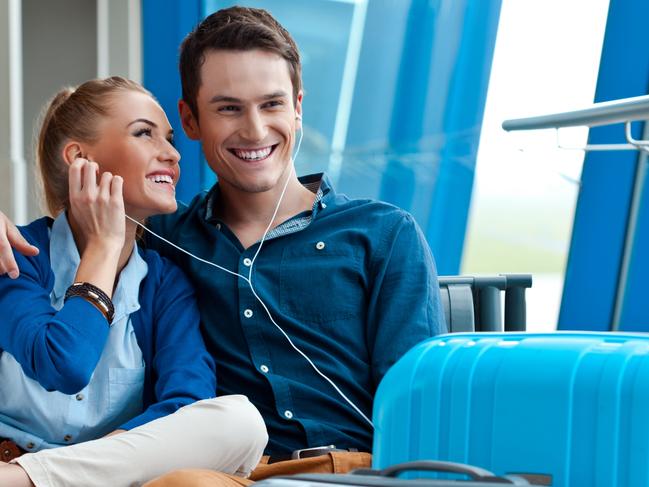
[462,0,610,331]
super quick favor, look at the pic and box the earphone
[125,116,374,429]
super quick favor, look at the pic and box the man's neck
[216,173,317,249]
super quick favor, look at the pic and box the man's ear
[179,99,201,141]
[295,91,304,131]
[61,141,87,165]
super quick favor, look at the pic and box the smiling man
[0,6,446,487]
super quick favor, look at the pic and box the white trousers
[14,395,268,487]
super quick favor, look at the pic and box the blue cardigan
[0,217,216,430]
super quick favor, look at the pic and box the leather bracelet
[64,282,115,324]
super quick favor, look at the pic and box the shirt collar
[50,213,148,319]
[204,172,334,224]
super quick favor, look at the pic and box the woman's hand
[0,213,40,279]
[69,158,125,299]
[69,158,125,250]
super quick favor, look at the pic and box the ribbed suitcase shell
[372,332,649,487]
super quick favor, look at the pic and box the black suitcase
[255,461,540,486]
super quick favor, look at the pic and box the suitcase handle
[368,460,523,484]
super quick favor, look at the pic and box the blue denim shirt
[0,213,146,451]
[148,173,446,454]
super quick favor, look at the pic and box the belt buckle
[291,444,337,460]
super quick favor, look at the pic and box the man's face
[181,49,302,195]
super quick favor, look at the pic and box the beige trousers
[14,395,268,487]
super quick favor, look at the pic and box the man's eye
[219,105,239,112]
[167,136,175,147]
[133,128,152,137]
[265,100,283,108]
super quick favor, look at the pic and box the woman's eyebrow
[127,118,157,128]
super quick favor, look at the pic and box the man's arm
[366,212,447,387]
[0,211,39,278]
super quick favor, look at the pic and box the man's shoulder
[327,193,415,228]
[147,191,210,237]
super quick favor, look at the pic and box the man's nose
[240,109,267,142]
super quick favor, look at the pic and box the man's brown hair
[179,6,302,119]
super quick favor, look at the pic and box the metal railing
[502,94,649,153]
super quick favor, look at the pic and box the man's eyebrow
[127,118,157,128]
[209,91,289,104]
[261,90,288,100]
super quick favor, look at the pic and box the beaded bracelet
[64,282,115,324]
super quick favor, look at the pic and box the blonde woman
[0,77,267,487]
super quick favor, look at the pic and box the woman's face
[86,90,180,221]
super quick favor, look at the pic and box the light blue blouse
[0,213,148,452]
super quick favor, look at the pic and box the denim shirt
[0,213,147,452]
[148,173,446,455]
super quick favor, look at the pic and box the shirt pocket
[107,367,145,420]
[279,242,365,324]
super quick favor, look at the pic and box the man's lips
[228,144,278,162]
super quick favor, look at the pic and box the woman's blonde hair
[36,76,152,216]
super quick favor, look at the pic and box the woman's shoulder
[19,216,54,249]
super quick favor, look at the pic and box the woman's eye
[133,127,152,137]
[167,136,175,147]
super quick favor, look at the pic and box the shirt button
[63,435,72,442]
[260,365,269,373]
[321,202,327,209]
[26,442,34,449]
[284,410,293,419]
[243,258,252,267]
[76,393,84,401]
[315,241,325,250]
[244,309,253,318]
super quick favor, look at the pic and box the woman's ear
[62,141,86,165]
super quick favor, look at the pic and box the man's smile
[228,144,278,162]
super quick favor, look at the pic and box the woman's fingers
[83,161,99,196]
[110,175,124,207]
[68,157,86,196]
[98,170,114,202]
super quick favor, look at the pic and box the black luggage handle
[353,460,529,484]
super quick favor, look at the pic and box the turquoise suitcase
[372,332,649,486]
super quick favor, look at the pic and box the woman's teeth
[146,174,173,184]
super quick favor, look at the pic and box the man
[0,6,445,486]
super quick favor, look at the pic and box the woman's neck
[67,212,136,277]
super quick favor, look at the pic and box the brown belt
[267,445,358,464]
[0,438,26,462]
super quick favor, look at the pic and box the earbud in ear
[296,114,302,121]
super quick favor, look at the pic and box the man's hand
[0,211,39,279]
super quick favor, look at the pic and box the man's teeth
[146,174,173,184]
[233,147,272,161]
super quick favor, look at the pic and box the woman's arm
[0,241,111,394]
[0,160,126,394]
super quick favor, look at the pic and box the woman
[0,77,267,486]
